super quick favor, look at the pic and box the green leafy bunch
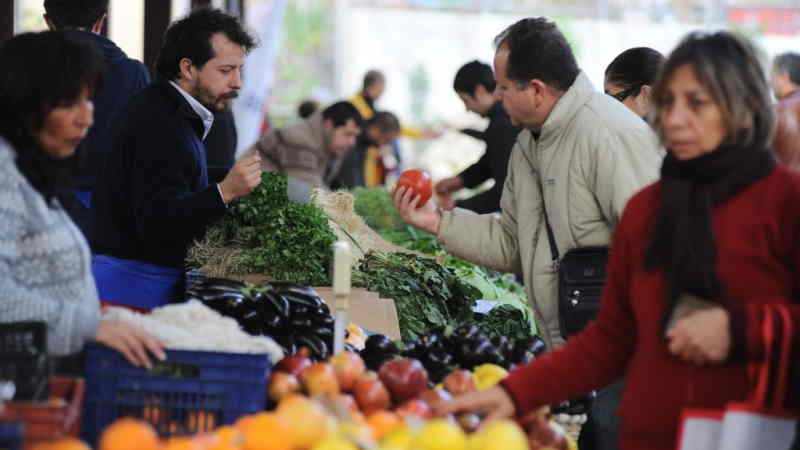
[209,172,337,286]
[353,251,480,341]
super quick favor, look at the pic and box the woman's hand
[391,185,442,234]
[95,320,166,369]
[667,307,731,365]
[434,386,516,427]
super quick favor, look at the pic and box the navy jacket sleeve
[130,129,227,249]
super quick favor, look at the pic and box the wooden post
[144,0,172,77]
[1,0,14,42]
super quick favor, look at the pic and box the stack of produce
[358,327,545,383]
[187,276,335,360]
[351,188,536,337]
[264,348,574,450]
[187,173,337,286]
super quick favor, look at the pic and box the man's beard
[193,81,238,112]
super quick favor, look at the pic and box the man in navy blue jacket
[91,9,261,309]
[44,0,151,240]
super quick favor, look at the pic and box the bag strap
[537,173,560,264]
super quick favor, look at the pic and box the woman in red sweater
[439,31,800,450]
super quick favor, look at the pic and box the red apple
[443,370,476,396]
[300,362,340,397]
[395,399,432,420]
[353,371,391,414]
[276,347,313,376]
[378,358,429,403]
[268,372,300,403]
[329,351,366,392]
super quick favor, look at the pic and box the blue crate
[81,343,271,447]
[0,422,23,450]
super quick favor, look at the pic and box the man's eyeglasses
[607,85,641,103]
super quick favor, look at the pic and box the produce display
[187,173,337,286]
[186,276,335,360]
[395,169,433,207]
[352,251,478,341]
[359,327,545,383]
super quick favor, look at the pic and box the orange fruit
[162,437,201,450]
[214,426,244,447]
[276,395,333,448]
[99,418,160,450]
[239,412,293,450]
[366,411,401,440]
[49,438,91,450]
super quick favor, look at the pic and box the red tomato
[396,169,432,208]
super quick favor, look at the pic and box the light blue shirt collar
[169,81,214,140]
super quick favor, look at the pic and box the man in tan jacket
[247,101,362,191]
[393,18,662,449]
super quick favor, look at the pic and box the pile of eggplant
[186,276,334,360]
[359,324,547,384]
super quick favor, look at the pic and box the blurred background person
[604,47,665,120]
[435,60,520,214]
[247,101,362,198]
[0,31,163,368]
[771,52,800,171]
[332,110,400,190]
[298,99,320,119]
[350,69,441,186]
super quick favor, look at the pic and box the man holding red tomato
[393,18,663,450]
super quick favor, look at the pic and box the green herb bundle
[353,251,479,341]
[352,187,406,231]
[189,173,337,286]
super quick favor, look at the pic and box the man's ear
[43,14,57,31]
[91,13,107,34]
[322,118,334,132]
[639,85,652,102]
[178,58,196,82]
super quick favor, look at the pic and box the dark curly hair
[156,8,257,81]
[0,31,104,203]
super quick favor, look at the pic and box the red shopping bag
[677,304,798,450]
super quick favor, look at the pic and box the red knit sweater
[502,166,800,450]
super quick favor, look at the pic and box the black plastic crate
[0,323,49,402]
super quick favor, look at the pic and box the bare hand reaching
[434,386,517,428]
[95,320,166,369]
[219,152,262,204]
[391,185,442,234]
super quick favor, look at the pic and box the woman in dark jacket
[439,31,800,450]
[0,31,164,367]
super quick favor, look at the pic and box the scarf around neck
[645,141,776,327]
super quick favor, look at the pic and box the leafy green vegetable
[353,251,480,341]
[475,304,533,341]
[189,173,337,286]
[352,187,406,231]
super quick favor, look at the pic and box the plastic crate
[0,323,50,402]
[0,422,23,450]
[81,343,271,447]
[0,377,84,450]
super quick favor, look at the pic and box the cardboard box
[312,287,402,341]
[234,275,401,340]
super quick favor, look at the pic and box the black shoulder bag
[540,196,609,339]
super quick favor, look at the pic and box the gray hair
[652,31,775,150]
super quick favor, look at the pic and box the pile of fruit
[359,326,545,383]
